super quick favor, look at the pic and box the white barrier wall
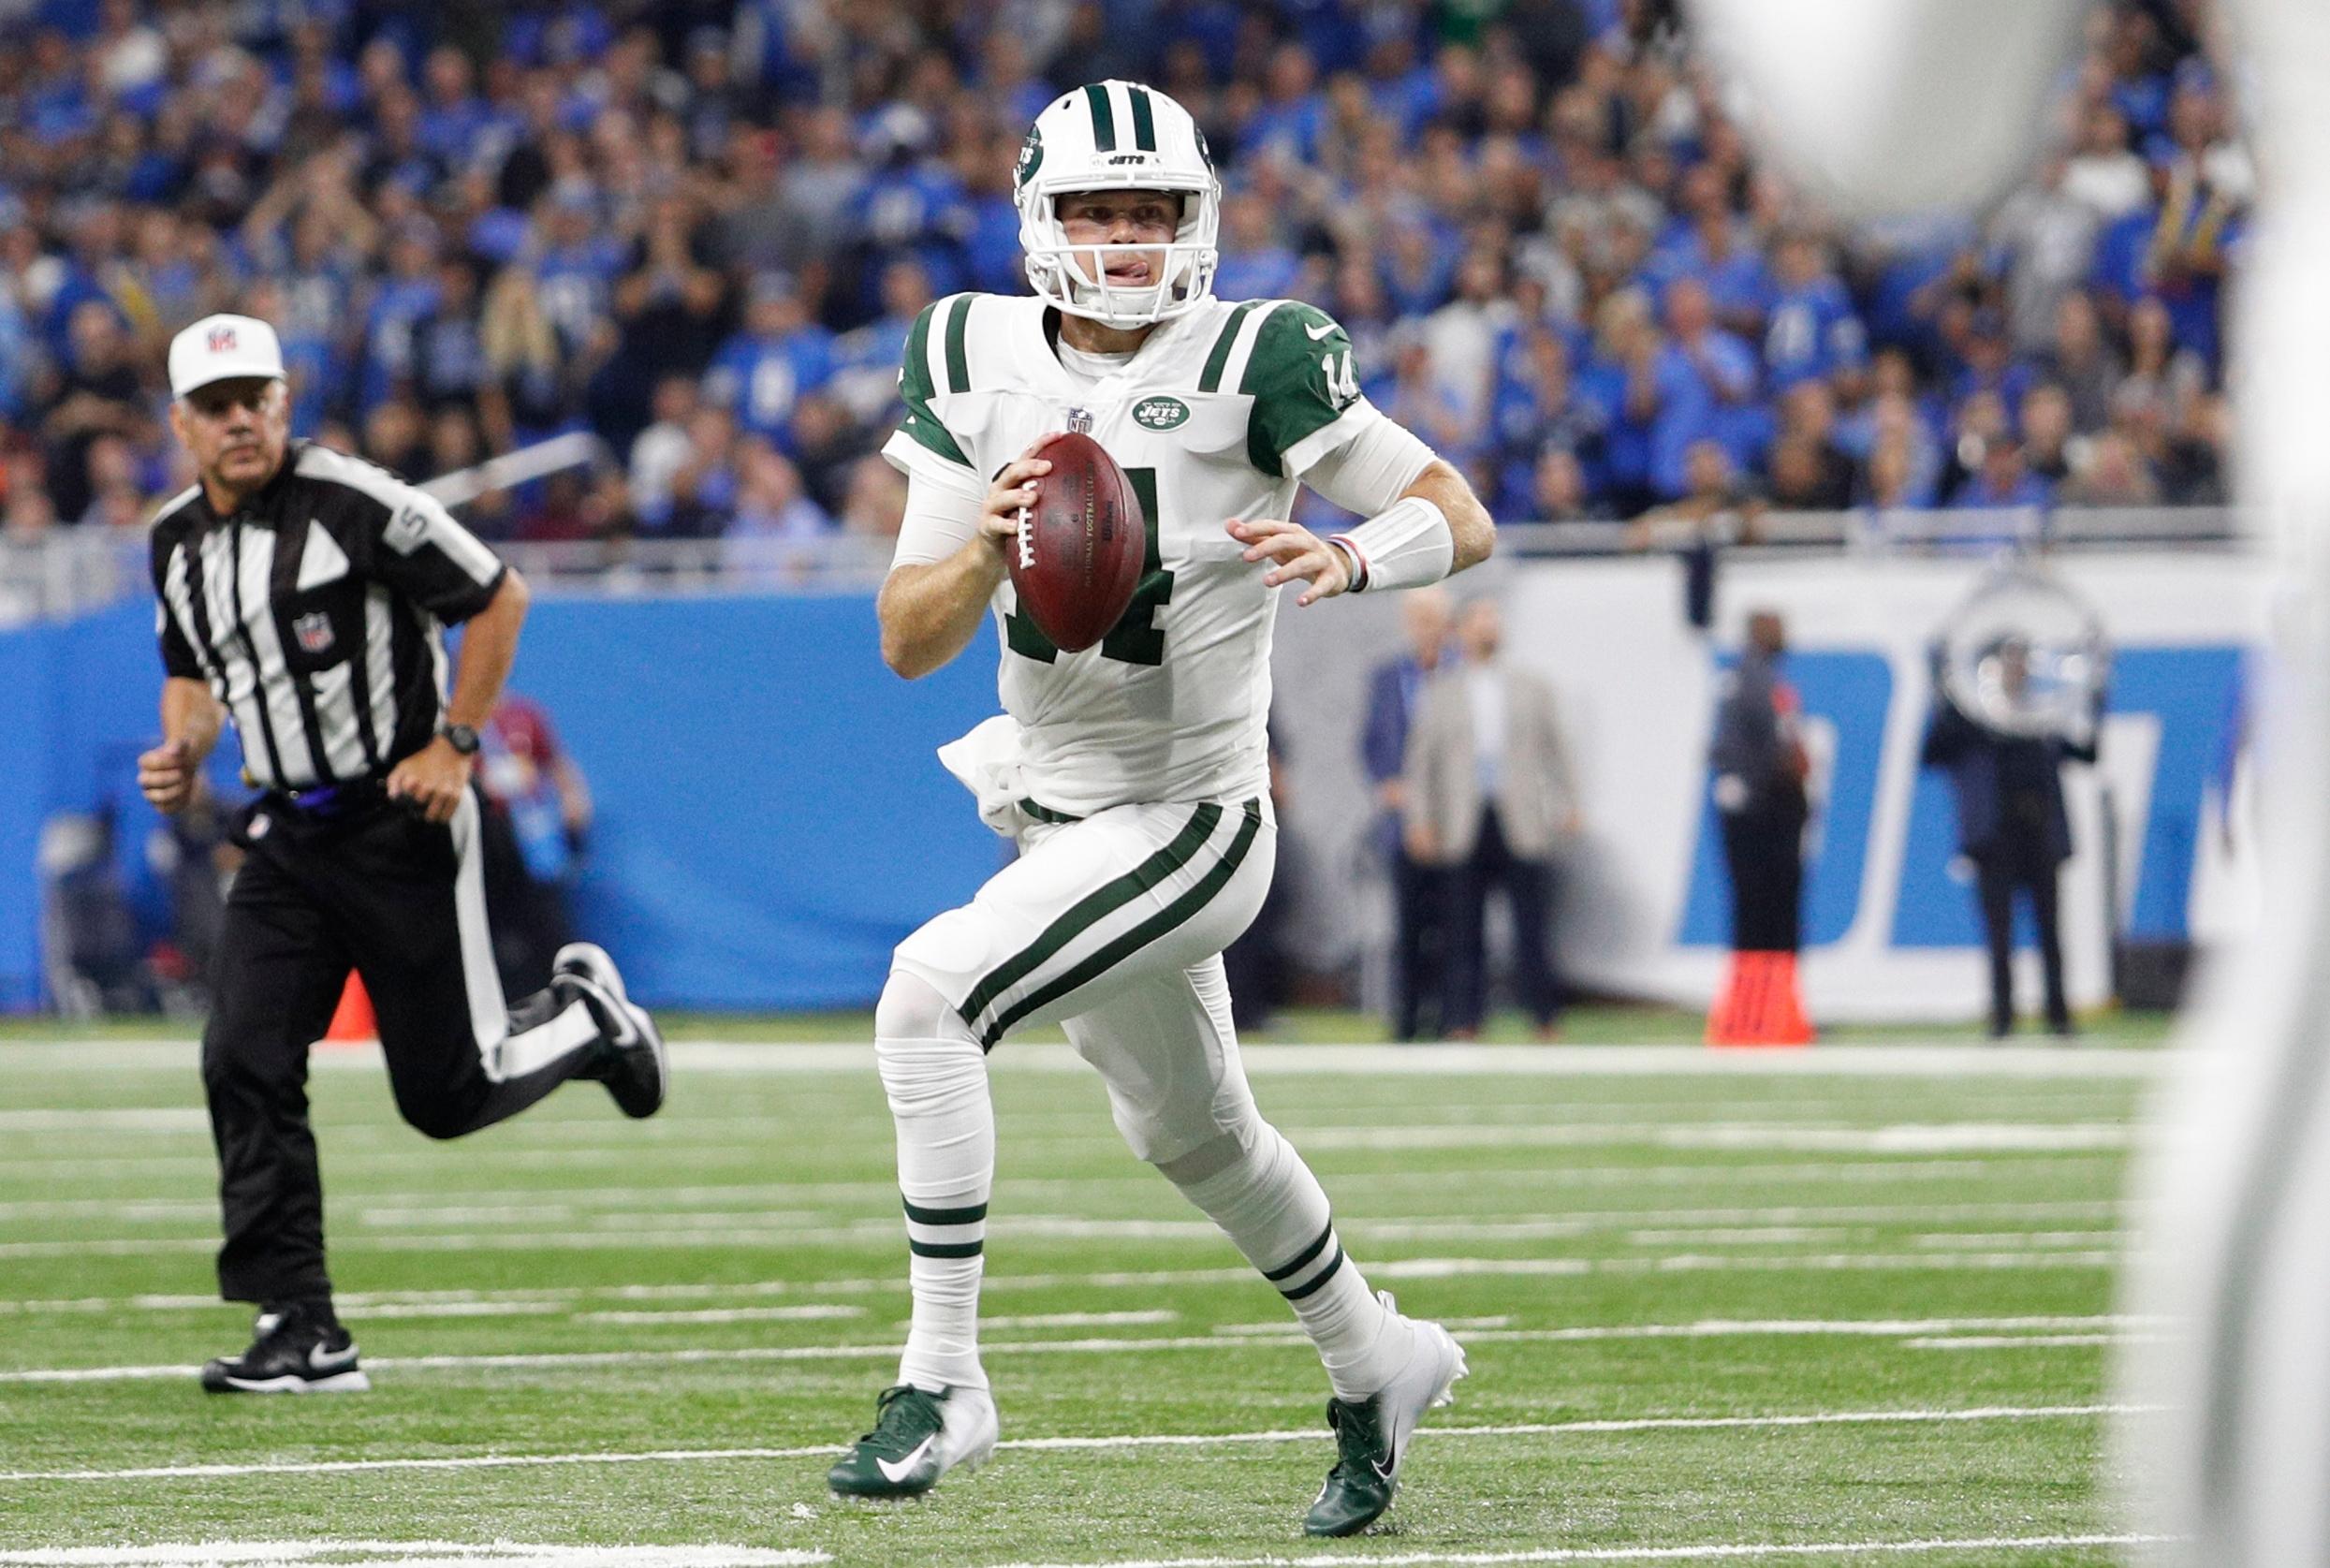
[1268,550,2268,1023]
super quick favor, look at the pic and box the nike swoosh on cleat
[1370,1455,1396,1486]
[309,1343,359,1372]
[1304,320,1337,340]
[875,1435,937,1485]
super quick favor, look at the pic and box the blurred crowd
[0,0,2244,554]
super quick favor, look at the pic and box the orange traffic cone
[322,973,375,1046]
[1706,951,1814,1048]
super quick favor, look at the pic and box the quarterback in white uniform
[832,81,1495,1535]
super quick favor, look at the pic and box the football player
[836,81,1494,1535]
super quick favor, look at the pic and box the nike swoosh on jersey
[876,1435,937,1484]
[1304,320,1337,341]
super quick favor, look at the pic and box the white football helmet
[1015,81,1221,330]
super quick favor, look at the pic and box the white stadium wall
[1268,550,2269,1023]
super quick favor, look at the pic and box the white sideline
[0,1317,2154,1385]
[0,1404,2154,1483]
[0,1040,2162,1078]
[980,1535,2170,1567]
[0,1549,825,1568]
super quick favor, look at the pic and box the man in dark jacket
[1921,638,2099,1036]
[1361,587,1452,1039]
[1710,610,1810,954]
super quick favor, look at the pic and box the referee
[138,314,667,1394]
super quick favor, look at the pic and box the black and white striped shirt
[150,442,507,792]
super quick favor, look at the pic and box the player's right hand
[981,435,1061,549]
[138,739,197,814]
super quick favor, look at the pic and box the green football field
[0,1026,2172,1567]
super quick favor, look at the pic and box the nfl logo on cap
[169,314,286,399]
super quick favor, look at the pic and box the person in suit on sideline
[1402,596,1582,1040]
[1920,637,2100,1037]
[1360,587,1454,1039]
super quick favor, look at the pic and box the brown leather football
[1006,432,1145,653]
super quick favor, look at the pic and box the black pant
[1442,808,1561,1033]
[1390,846,1445,1041]
[1721,801,1806,952]
[203,787,605,1304]
[1974,846,2070,1034]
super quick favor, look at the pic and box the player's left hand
[1226,518,1351,608]
[387,739,474,825]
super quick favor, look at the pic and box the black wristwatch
[439,723,481,756]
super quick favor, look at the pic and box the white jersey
[883,292,1409,818]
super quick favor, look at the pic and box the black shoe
[200,1302,369,1394]
[556,942,667,1118]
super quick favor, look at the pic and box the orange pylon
[1706,951,1814,1048]
[323,973,375,1045]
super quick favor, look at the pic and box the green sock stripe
[1198,301,1260,392]
[1280,1245,1346,1302]
[1262,1220,1336,1282]
[1084,83,1117,152]
[1128,86,1157,151]
[944,296,971,393]
[981,799,1263,1048]
[902,1198,988,1226]
[959,801,1224,1030]
[908,1238,985,1259]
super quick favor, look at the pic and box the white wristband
[1331,495,1455,594]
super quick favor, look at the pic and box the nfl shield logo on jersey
[293,611,334,656]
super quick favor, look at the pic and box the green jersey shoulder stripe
[981,799,1265,1047]
[1084,83,1117,152]
[899,300,971,468]
[959,802,1223,1033]
[1240,300,1356,476]
[944,295,972,394]
[1198,300,1263,393]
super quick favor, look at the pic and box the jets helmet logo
[1013,126,1044,192]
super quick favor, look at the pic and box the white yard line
[978,1534,2169,1567]
[0,1040,2163,1077]
[0,1318,2156,1385]
[579,1305,864,1325]
[1905,1334,2174,1350]
[0,1404,2155,1484]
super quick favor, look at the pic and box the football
[1006,431,1146,652]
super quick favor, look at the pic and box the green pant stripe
[1280,1245,1345,1301]
[1128,86,1157,151]
[1198,301,1259,393]
[908,1238,985,1259]
[902,1197,988,1226]
[1018,797,1082,825]
[982,799,1263,1048]
[944,296,971,393]
[958,802,1224,1031]
[1084,83,1117,152]
[1262,1220,1335,1282]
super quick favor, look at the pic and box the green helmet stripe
[1128,85,1157,151]
[1083,82,1118,152]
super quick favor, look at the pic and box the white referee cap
[169,314,286,398]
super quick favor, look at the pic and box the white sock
[1163,1120,1414,1400]
[876,978,994,1394]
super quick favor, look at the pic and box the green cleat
[827,1383,999,1499]
[1303,1299,1467,1537]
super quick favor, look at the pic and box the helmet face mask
[1016,81,1220,330]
